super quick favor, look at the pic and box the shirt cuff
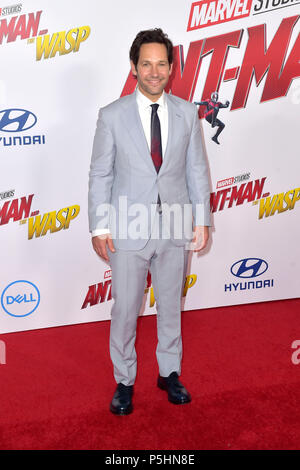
[91,228,110,237]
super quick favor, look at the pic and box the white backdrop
[1,0,299,333]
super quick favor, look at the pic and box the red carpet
[1,298,300,450]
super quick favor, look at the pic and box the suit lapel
[159,94,182,175]
[120,91,156,173]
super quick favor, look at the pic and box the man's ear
[130,60,137,78]
[169,63,173,75]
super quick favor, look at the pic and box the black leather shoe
[157,372,191,404]
[110,383,133,415]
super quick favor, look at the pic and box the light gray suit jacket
[88,90,211,250]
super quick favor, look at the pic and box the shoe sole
[110,404,133,415]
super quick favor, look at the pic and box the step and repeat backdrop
[1,0,299,333]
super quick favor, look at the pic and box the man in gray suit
[89,28,211,415]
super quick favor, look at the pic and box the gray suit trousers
[109,210,189,386]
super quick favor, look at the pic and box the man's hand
[92,234,115,262]
[191,226,209,252]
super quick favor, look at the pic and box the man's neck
[137,86,163,103]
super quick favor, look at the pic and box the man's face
[131,42,172,102]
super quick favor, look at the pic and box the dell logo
[0,109,37,132]
[6,293,37,305]
[230,258,268,279]
[1,280,40,317]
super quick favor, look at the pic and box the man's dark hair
[130,28,173,68]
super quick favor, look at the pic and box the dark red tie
[150,104,162,173]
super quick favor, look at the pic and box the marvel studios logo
[0,3,22,16]
[216,172,250,189]
[104,270,112,279]
[0,189,15,200]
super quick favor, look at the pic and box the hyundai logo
[1,280,40,317]
[230,258,268,279]
[0,109,37,132]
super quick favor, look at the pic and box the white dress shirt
[92,87,169,237]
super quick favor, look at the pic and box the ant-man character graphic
[194,91,230,145]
